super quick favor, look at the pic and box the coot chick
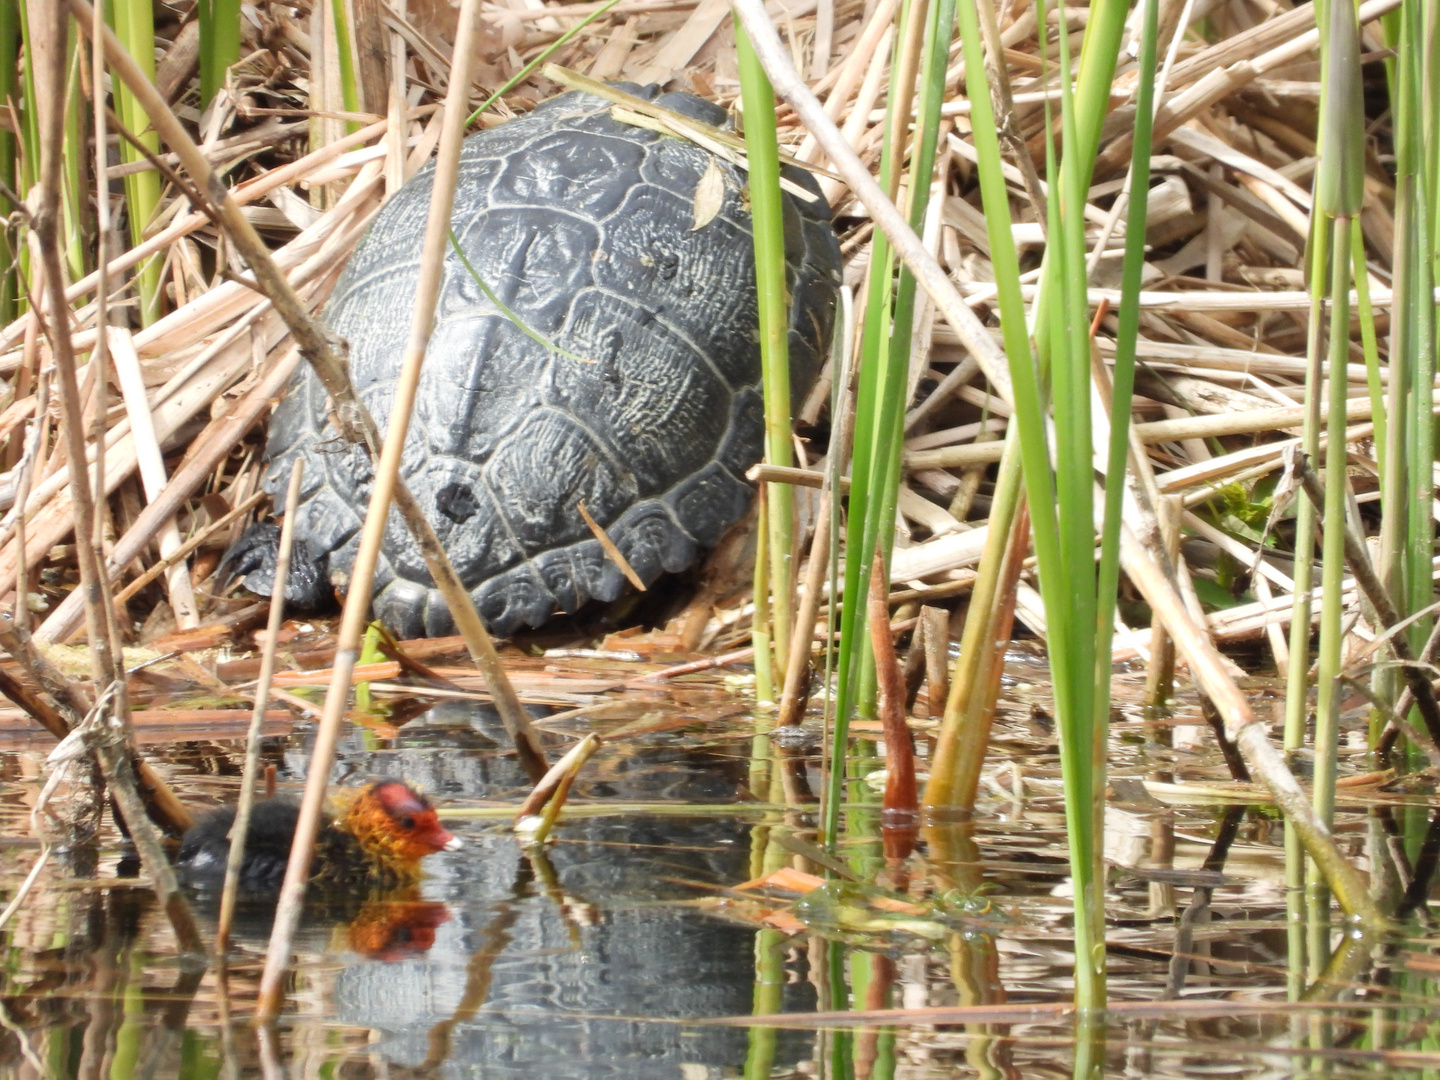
[177,780,462,893]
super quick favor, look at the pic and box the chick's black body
[177,800,368,893]
[176,781,460,894]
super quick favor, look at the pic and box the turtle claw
[219,522,335,612]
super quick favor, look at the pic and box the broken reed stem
[577,499,646,591]
[1293,452,1440,752]
[255,0,488,1021]
[513,732,602,837]
[525,739,598,846]
[69,0,540,755]
[775,489,831,727]
[868,547,916,819]
[216,459,304,957]
[1142,494,1182,707]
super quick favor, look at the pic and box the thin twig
[36,5,201,951]
[216,459,304,955]
[1292,451,1440,752]
[254,0,494,1021]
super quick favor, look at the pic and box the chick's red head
[351,780,463,868]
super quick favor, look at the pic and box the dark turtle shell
[246,86,841,637]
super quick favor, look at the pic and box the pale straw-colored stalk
[253,0,487,1020]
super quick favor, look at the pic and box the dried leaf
[692,156,725,231]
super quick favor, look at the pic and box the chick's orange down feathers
[177,779,462,893]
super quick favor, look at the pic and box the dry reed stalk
[33,1,201,952]
[215,458,304,956]
[253,0,528,1020]
[108,328,199,628]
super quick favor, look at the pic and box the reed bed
[0,0,1415,656]
[0,0,1434,1010]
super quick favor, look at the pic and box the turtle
[225,85,841,638]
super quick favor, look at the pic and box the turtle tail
[218,522,335,612]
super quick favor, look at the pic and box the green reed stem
[62,35,87,287]
[1311,0,1362,812]
[823,0,904,847]
[0,2,19,326]
[852,0,953,720]
[1095,0,1160,712]
[1312,215,1352,829]
[752,487,776,705]
[1045,0,1108,1012]
[1284,216,1327,755]
[744,928,786,1080]
[737,22,796,688]
[1352,222,1385,471]
[197,0,242,108]
[109,0,163,324]
[330,0,361,132]
[1400,2,1437,679]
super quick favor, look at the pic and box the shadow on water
[3,656,1440,1079]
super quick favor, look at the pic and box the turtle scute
[233,85,842,637]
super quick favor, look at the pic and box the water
[2,650,1438,1079]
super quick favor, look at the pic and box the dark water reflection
[2,674,1440,1079]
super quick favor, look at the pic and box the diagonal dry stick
[216,460,305,957]
[250,0,494,1022]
